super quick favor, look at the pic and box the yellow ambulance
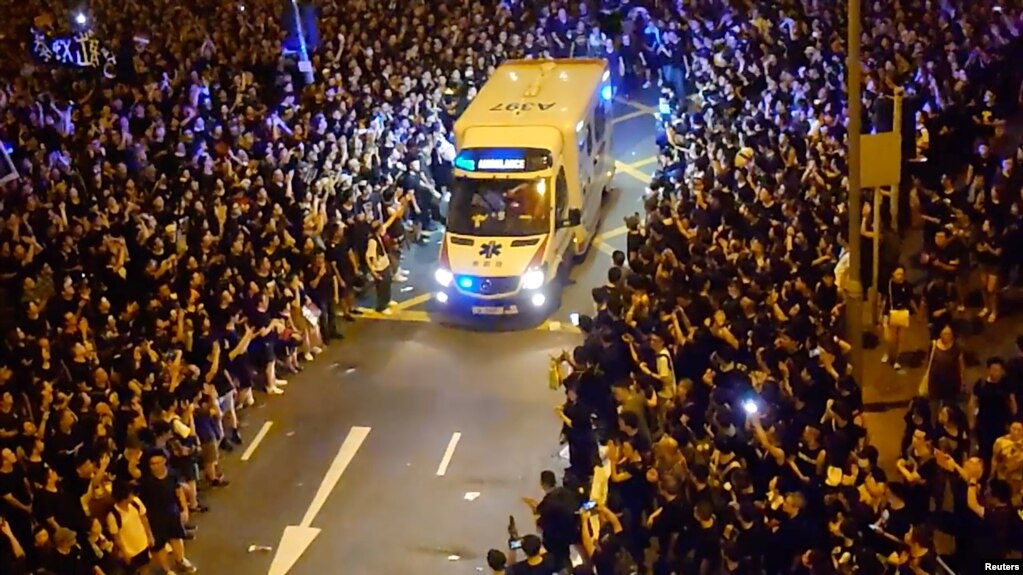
[433,58,614,318]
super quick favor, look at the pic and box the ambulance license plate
[472,305,519,315]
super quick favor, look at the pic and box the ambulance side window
[594,103,606,144]
[555,169,568,220]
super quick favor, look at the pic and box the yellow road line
[625,155,659,169]
[614,161,652,184]
[614,98,657,114]
[611,109,652,125]
[596,225,628,242]
[356,309,432,323]
[392,292,433,311]
[537,320,583,334]
[593,240,616,257]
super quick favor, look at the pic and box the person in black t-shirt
[506,534,557,575]
[31,465,89,536]
[0,448,32,554]
[976,218,1004,323]
[0,393,20,451]
[325,224,359,322]
[580,502,632,575]
[646,476,684,573]
[139,451,196,574]
[43,527,94,575]
[971,358,1016,464]
[0,517,26,575]
[528,470,578,573]
[556,382,600,483]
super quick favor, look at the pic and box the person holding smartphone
[505,534,556,575]
[579,501,630,575]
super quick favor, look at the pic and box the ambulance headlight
[434,268,454,287]
[521,269,545,290]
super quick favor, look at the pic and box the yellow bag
[889,309,911,329]
[548,358,562,390]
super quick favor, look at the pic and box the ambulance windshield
[447,177,551,237]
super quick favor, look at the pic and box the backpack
[109,499,143,531]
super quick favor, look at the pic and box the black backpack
[108,499,143,530]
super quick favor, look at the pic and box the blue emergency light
[454,155,476,171]
[458,276,474,290]
[601,85,613,101]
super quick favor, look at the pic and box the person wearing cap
[42,526,95,574]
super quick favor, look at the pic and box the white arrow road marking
[268,426,371,575]
[435,432,462,476]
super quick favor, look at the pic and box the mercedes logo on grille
[480,279,493,293]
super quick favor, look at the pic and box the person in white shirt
[107,482,155,574]
[365,221,393,313]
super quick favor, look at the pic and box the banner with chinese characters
[31,28,117,79]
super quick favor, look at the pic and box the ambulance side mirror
[559,208,582,228]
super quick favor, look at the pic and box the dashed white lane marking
[436,431,462,476]
[241,421,274,462]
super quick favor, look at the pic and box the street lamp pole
[845,0,865,387]
[290,0,314,84]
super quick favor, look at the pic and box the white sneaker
[881,353,889,364]
[243,394,255,407]
[275,379,289,387]
[178,559,198,574]
[389,300,399,307]
[303,352,314,362]
[382,308,393,315]
[311,346,323,355]
[267,386,284,395]
[394,274,408,283]
[398,267,411,275]
[979,308,990,318]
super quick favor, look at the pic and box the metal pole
[891,94,903,233]
[846,0,865,386]
[871,187,882,324]
[290,0,314,84]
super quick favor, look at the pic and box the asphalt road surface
[185,93,661,575]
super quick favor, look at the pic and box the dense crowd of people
[0,0,662,572]
[491,1,1023,575]
[0,0,1022,572]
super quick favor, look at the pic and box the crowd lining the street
[0,0,1022,573]
[500,0,1023,574]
